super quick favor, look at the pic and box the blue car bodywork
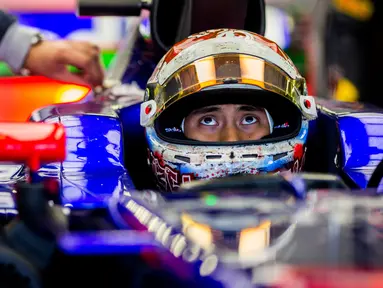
[25,96,383,206]
[1,94,376,213]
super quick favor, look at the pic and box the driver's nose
[220,126,240,142]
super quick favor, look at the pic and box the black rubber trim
[367,159,383,189]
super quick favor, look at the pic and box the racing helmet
[140,29,317,192]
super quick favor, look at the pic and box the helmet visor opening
[155,87,302,146]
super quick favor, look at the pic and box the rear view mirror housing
[0,123,66,172]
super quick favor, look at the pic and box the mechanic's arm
[0,10,16,41]
[0,10,104,87]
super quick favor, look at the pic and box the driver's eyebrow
[189,106,220,116]
[238,105,262,112]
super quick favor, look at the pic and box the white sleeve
[0,23,40,73]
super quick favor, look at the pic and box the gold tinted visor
[148,54,306,123]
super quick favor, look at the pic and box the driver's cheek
[238,124,270,141]
[248,125,270,140]
[185,124,222,142]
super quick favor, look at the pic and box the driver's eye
[241,115,257,125]
[200,116,218,126]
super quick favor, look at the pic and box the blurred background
[1,0,381,105]
[0,0,311,80]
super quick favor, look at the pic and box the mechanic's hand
[23,40,104,88]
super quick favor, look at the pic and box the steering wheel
[178,174,304,199]
[367,158,383,189]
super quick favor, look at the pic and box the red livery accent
[290,145,306,173]
[148,150,194,191]
[0,122,66,171]
[293,144,304,160]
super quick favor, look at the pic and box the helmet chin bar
[147,120,308,167]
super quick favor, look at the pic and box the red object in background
[277,266,383,288]
[306,81,314,96]
[0,122,66,171]
[0,76,90,122]
[2,0,76,12]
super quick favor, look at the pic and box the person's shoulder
[0,10,17,40]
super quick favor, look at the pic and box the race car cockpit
[0,1,383,287]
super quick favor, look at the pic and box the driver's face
[184,104,271,142]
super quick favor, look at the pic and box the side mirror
[0,123,66,172]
